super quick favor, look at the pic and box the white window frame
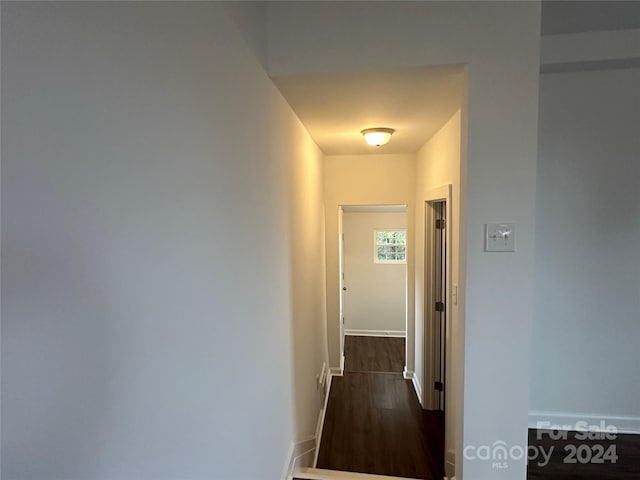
[373,229,407,264]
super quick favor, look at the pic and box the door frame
[422,185,452,411]
[338,204,409,373]
[337,206,345,373]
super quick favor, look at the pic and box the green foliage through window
[375,230,406,263]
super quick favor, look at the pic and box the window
[374,230,406,264]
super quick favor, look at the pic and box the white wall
[343,211,407,334]
[287,109,330,448]
[531,67,640,432]
[1,3,327,479]
[323,154,416,373]
[223,1,268,68]
[415,109,462,473]
[267,4,541,479]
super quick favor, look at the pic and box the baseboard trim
[318,362,327,389]
[313,372,335,468]
[412,372,423,406]
[282,365,337,479]
[329,355,345,377]
[314,406,324,448]
[529,411,640,434]
[295,467,422,480]
[445,448,455,479]
[345,329,406,338]
[403,368,423,406]
[281,441,295,480]
[282,435,316,480]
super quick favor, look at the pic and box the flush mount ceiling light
[361,128,395,147]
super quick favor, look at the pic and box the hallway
[316,336,445,479]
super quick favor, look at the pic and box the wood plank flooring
[317,336,444,479]
[344,335,405,374]
[316,335,640,479]
[316,372,444,479]
[527,429,640,479]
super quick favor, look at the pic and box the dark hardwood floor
[344,335,405,374]
[316,336,640,479]
[317,337,640,479]
[317,336,444,479]
[317,372,444,479]
[527,429,640,479]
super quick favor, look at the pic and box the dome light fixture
[361,127,395,147]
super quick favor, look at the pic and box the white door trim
[421,185,455,477]
[422,185,452,410]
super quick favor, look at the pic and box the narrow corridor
[316,336,444,479]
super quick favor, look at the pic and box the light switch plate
[485,223,516,252]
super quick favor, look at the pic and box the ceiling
[272,65,466,156]
[342,205,407,213]
[270,2,638,157]
[541,1,640,35]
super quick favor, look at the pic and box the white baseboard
[296,467,422,480]
[529,411,640,434]
[281,442,295,480]
[329,355,345,377]
[411,372,423,406]
[283,365,338,479]
[345,329,406,338]
[318,362,327,389]
[313,372,335,468]
[282,435,316,480]
[403,368,423,406]
[314,409,323,449]
[445,448,455,479]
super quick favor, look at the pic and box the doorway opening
[429,200,447,412]
[422,186,453,477]
[338,204,408,374]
